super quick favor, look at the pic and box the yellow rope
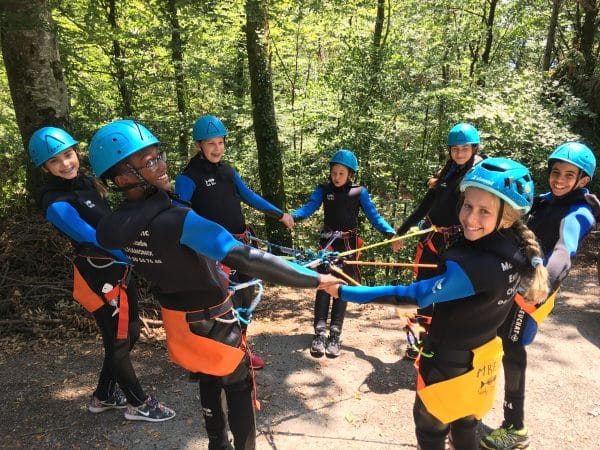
[335,226,436,258]
[343,261,438,268]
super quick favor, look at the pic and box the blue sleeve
[234,172,283,217]
[291,185,324,219]
[180,210,244,261]
[174,174,196,206]
[359,188,395,235]
[545,205,595,286]
[46,202,129,262]
[338,260,475,307]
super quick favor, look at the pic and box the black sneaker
[124,395,176,422]
[310,332,327,357]
[325,334,341,358]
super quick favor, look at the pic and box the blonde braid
[511,220,549,304]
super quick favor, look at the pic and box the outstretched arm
[234,172,284,219]
[396,189,435,235]
[330,260,474,308]
[291,185,324,221]
[180,210,340,288]
[358,188,395,236]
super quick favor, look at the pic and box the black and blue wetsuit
[174,154,286,319]
[38,174,147,406]
[174,155,284,233]
[292,180,395,333]
[499,188,599,430]
[338,229,527,450]
[97,189,321,450]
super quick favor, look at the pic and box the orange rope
[329,265,361,286]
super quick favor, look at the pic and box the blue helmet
[548,142,596,180]
[329,149,358,172]
[89,120,160,177]
[447,123,480,146]
[460,157,534,213]
[193,115,228,141]
[28,127,78,167]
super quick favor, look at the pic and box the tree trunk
[373,0,385,50]
[543,0,562,71]
[478,0,498,86]
[579,0,598,76]
[245,0,291,246]
[0,0,70,201]
[160,0,189,157]
[105,0,133,117]
[481,0,498,65]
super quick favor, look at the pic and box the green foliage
[2,0,600,284]
[0,65,28,217]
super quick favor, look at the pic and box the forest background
[1,0,600,330]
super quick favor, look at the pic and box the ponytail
[80,168,108,199]
[511,220,549,304]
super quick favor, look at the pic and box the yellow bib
[417,337,503,424]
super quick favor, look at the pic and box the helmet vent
[481,162,505,172]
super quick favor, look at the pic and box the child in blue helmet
[174,115,294,370]
[392,122,485,359]
[28,127,175,422]
[290,149,396,358]
[481,143,600,450]
[324,158,549,450]
[88,119,341,450]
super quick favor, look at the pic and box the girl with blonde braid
[325,158,548,450]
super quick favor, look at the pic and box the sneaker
[88,389,127,413]
[124,395,176,422]
[249,353,265,369]
[480,425,530,449]
[310,332,327,357]
[325,334,341,358]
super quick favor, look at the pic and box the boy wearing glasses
[88,119,342,450]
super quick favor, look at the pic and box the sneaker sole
[310,349,325,358]
[480,440,530,450]
[124,411,177,422]
[88,405,126,413]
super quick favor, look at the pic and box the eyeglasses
[141,152,167,171]
[123,151,167,175]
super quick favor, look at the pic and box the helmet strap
[114,163,155,196]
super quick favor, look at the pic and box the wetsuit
[498,188,599,430]
[338,229,527,450]
[175,154,285,319]
[292,180,395,333]
[39,174,147,406]
[97,189,320,450]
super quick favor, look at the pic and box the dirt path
[1,265,599,449]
